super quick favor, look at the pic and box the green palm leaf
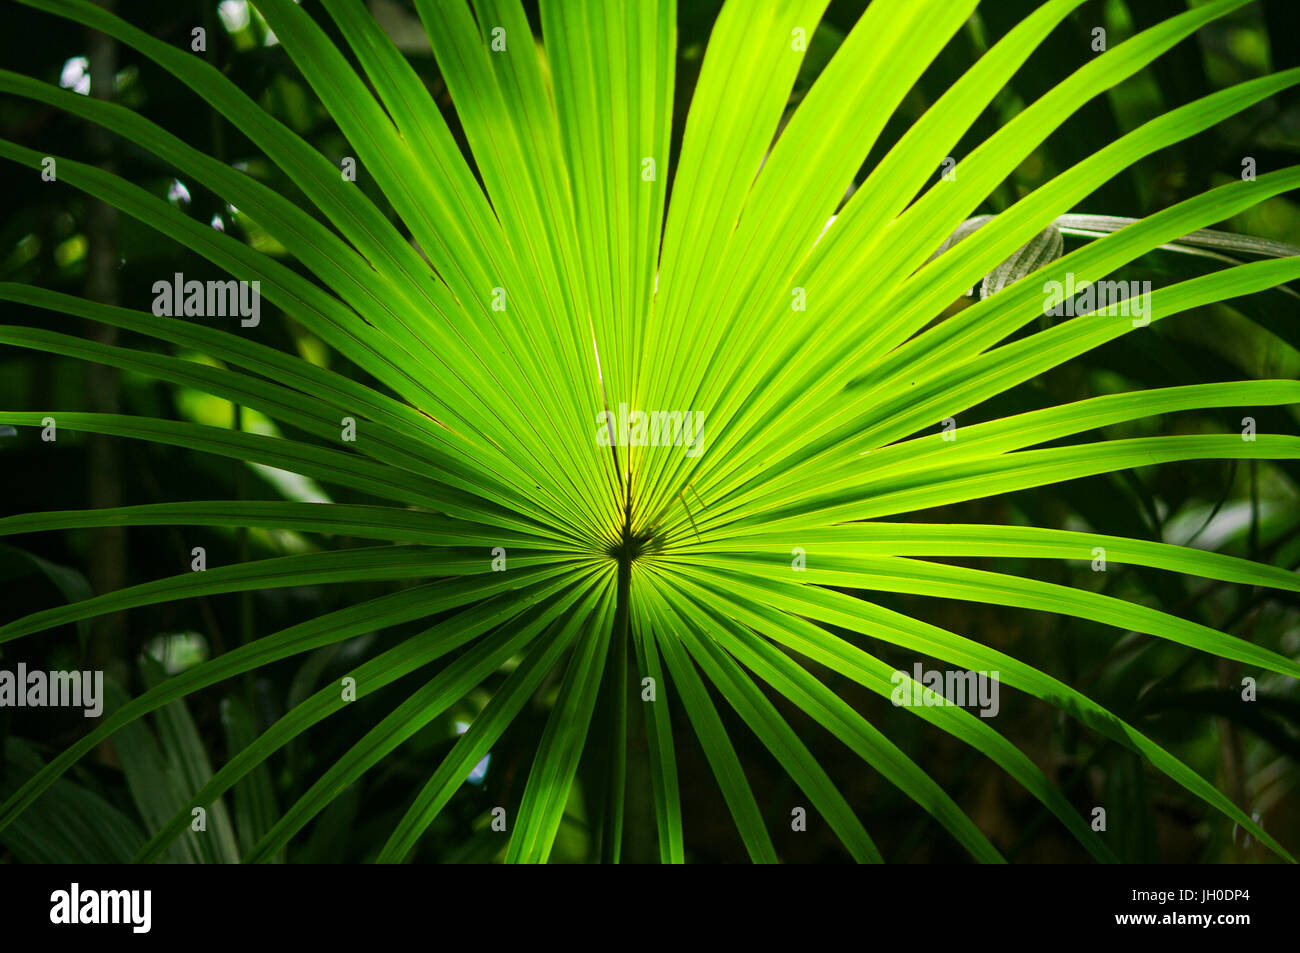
[2,0,1296,863]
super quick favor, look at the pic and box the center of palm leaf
[608,522,653,564]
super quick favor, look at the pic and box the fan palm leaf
[2,0,1298,862]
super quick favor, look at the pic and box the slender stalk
[596,478,636,862]
[600,540,630,863]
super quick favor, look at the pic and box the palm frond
[2,0,1297,863]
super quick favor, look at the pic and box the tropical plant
[1,0,1298,863]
